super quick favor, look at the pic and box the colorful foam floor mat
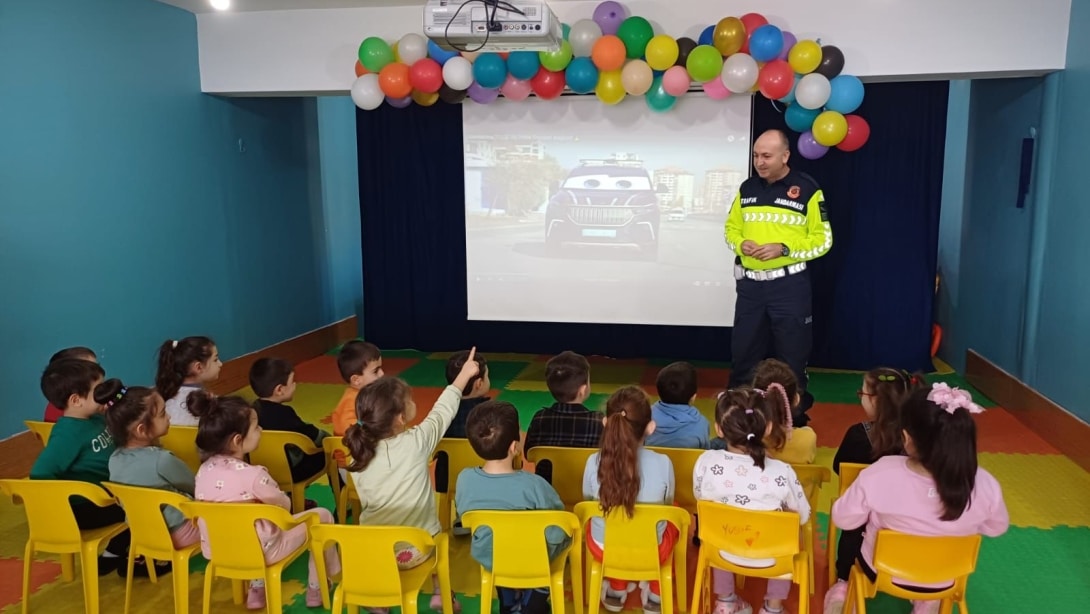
[3,348,1089,613]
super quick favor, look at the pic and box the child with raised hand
[694,389,810,614]
[345,346,480,612]
[190,392,340,610]
[42,346,99,422]
[103,379,200,575]
[826,368,908,596]
[156,336,222,426]
[825,382,1008,614]
[583,386,676,614]
[751,359,817,464]
[443,349,491,438]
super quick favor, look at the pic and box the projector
[424,0,563,53]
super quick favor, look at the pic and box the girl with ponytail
[827,381,1009,614]
[156,336,221,426]
[752,359,818,464]
[582,386,676,614]
[694,388,811,614]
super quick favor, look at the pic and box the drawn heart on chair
[745,531,761,547]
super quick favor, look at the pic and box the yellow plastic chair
[0,479,127,614]
[525,447,597,510]
[826,462,868,588]
[845,530,981,614]
[461,510,584,614]
[249,429,327,513]
[574,501,691,614]
[790,463,831,594]
[323,436,362,524]
[690,501,809,614]
[646,447,704,515]
[24,420,55,446]
[310,524,454,614]
[433,438,488,531]
[179,500,329,613]
[103,483,202,614]
[159,426,201,474]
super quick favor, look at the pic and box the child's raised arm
[414,347,478,453]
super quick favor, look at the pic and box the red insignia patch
[787,186,801,199]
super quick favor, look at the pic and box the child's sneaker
[430,591,462,613]
[910,600,940,614]
[758,608,787,614]
[306,585,323,607]
[713,596,752,614]
[639,581,662,614]
[824,580,848,614]
[602,582,637,613]
[246,585,266,610]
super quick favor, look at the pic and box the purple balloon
[592,1,626,36]
[386,95,412,109]
[467,82,500,104]
[798,131,829,160]
[778,31,797,61]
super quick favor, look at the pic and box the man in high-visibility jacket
[724,129,833,422]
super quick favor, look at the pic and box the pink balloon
[500,75,532,101]
[703,76,731,100]
[662,66,691,97]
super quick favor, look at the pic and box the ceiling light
[210,0,230,10]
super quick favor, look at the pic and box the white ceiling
[156,0,423,13]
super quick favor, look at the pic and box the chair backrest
[461,510,579,585]
[838,463,867,496]
[872,530,981,591]
[695,500,800,577]
[249,430,323,490]
[104,482,191,558]
[159,426,201,474]
[574,501,689,579]
[433,438,486,494]
[24,420,55,446]
[0,479,116,548]
[323,436,351,482]
[525,447,597,508]
[310,524,436,601]
[790,463,831,517]
[179,500,303,576]
[646,447,704,513]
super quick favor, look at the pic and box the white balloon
[569,19,603,57]
[720,53,758,94]
[350,74,384,110]
[398,33,428,64]
[442,56,474,90]
[795,73,832,110]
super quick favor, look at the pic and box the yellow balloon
[461,51,480,63]
[812,110,848,146]
[713,17,746,56]
[412,90,439,107]
[645,34,679,71]
[596,70,626,105]
[788,40,822,74]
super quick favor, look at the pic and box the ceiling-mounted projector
[424,0,562,53]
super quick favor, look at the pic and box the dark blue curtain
[357,81,947,371]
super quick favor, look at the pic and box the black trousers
[290,450,328,484]
[72,501,130,556]
[836,527,865,581]
[728,271,814,422]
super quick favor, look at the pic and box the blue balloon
[507,51,541,81]
[565,57,599,94]
[698,25,715,46]
[473,53,508,89]
[562,22,571,40]
[427,40,459,65]
[779,75,801,104]
[826,75,865,114]
[785,103,821,133]
[748,25,784,63]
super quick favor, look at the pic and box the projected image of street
[463,96,752,327]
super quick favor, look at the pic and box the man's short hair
[249,358,294,398]
[336,340,381,382]
[656,361,698,404]
[465,401,521,460]
[545,351,590,403]
[445,350,489,394]
[41,359,106,409]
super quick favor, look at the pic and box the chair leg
[479,569,495,614]
[569,542,584,614]
[938,598,954,614]
[436,535,455,614]
[806,522,816,595]
[231,579,245,605]
[292,486,306,514]
[660,568,675,614]
[172,552,190,614]
[550,572,567,614]
[124,550,136,614]
[80,542,101,614]
[266,571,282,614]
[689,553,706,614]
[61,552,75,583]
[796,565,809,614]
[21,542,32,614]
[587,562,603,614]
[312,540,331,610]
[202,565,215,614]
[673,533,688,614]
[843,570,855,614]
[826,522,837,589]
[403,588,420,614]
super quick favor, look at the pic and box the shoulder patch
[817,191,828,222]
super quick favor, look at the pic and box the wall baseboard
[208,316,359,395]
[965,349,1090,473]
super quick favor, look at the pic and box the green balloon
[539,40,573,72]
[617,16,655,59]
[358,37,394,73]
[685,44,724,83]
[646,76,677,112]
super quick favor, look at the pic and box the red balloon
[354,60,369,77]
[378,62,412,98]
[531,67,566,100]
[409,58,444,93]
[739,12,769,54]
[758,60,794,100]
[837,115,871,152]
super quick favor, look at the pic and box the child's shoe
[712,595,752,614]
[602,582,637,613]
[246,584,266,610]
[639,581,662,614]
[910,600,940,614]
[758,607,787,614]
[824,580,848,614]
[430,591,462,613]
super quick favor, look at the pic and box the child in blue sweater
[645,362,710,449]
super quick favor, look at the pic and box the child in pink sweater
[825,381,1009,614]
[191,392,341,610]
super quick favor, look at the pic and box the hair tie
[171,340,178,349]
[765,382,793,431]
[744,408,754,414]
[104,387,128,410]
[746,433,755,441]
[620,410,627,417]
[927,382,984,415]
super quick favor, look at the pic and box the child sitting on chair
[645,361,710,449]
[156,336,221,427]
[443,350,491,438]
[250,357,329,484]
[524,351,602,483]
[42,346,99,422]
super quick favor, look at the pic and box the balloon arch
[350,1,870,157]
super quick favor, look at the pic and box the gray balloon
[569,19,603,57]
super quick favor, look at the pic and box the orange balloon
[379,62,412,98]
[591,35,627,71]
[354,60,369,77]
